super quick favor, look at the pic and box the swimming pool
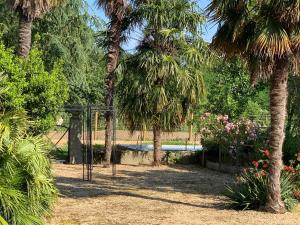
[118,144,203,152]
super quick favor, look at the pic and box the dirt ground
[48,164,300,225]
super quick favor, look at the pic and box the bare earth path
[49,164,300,225]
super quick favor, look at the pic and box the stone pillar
[68,111,83,164]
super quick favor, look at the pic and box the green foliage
[0,1,19,48]
[224,170,298,211]
[207,0,299,81]
[0,0,105,105]
[203,57,268,119]
[0,40,68,134]
[22,44,68,133]
[0,42,26,111]
[0,112,57,225]
[0,215,8,225]
[224,151,300,211]
[283,134,300,164]
[117,0,207,132]
[167,151,201,165]
[33,0,106,105]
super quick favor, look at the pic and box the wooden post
[188,113,194,141]
[219,145,222,171]
[94,112,98,141]
[202,147,205,167]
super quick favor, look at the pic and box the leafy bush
[0,41,26,111]
[198,113,259,164]
[283,134,300,164]
[224,170,298,211]
[0,113,57,224]
[22,44,69,134]
[0,39,68,134]
[224,150,299,211]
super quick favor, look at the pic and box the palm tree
[7,0,63,57]
[97,0,128,167]
[117,0,206,166]
[0,79,57,224]
[207,0,300,213]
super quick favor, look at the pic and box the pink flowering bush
[198,113,259,163]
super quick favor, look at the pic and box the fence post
[94,111,98,141]
[218,145,222,171]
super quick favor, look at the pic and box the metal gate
[82,105,117,181]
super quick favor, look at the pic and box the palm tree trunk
[18,14,32,57]
[153,124,161,166]
[265,59,289,213]
[103,17,122,167]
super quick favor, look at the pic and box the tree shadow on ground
[55,164,234,210]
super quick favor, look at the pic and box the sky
[86,0,217,51]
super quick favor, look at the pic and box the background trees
[0,0,106,132]
[1,0,106,106]
[117,0,206,166]
[0,40,68,134]
[203,57,269,120]
[7,0,64,57]
[97,0,128,167]
[207,0,300,213]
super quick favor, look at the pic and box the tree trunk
[265,59,289,213]
[18,15,32,57]
[103,17,122,167]
[153,124,161,166]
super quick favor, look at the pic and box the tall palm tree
[97,0,128,167]
[7,0,63,57]
[117,0,206,166]
[207,0,300,213]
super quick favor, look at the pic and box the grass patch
[50,145,68,161]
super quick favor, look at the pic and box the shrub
[283,134,300,164]
[224,169,298,211]
[0,113,57,224]
[0,39,69,134]
[198,113,259,164]
[224,149,299,211]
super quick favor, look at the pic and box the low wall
[114,148,199,166]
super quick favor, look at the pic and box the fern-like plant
[0,110,57,224]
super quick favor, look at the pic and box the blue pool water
[118,144,203,152]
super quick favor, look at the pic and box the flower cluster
[243,148,300,201]
[198,113,258,153]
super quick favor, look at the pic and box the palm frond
[253,23,292,58]
[8,0,65,20]
[97,0,128,18]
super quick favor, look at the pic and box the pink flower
[261,171,266,177]
[204,112,211,117]
[283,166,294,171]
[263,150,270,158]
[225,126,231,133]
[243,168,249,173]
[252,160,259,168]
[262,164,268,169]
